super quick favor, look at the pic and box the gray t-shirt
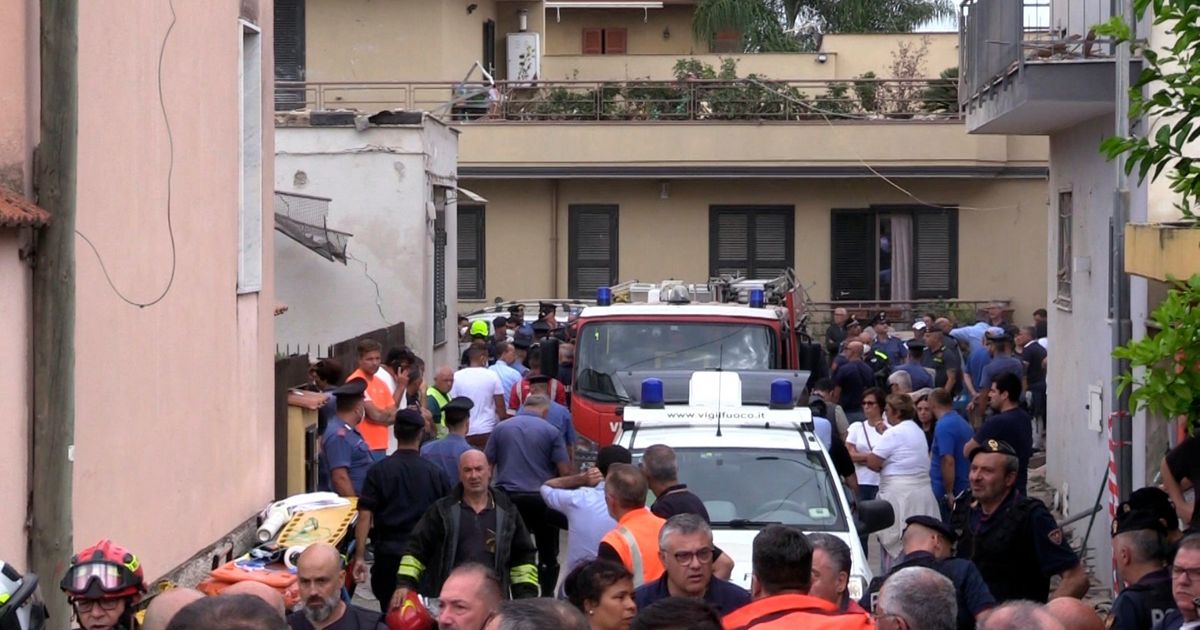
[485,414,568,493]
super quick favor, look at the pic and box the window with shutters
[709,207,795,279]
[458,205,485,300]
[582,27,628,54]
[830,207,958,301]
[433,187,448,345]
[273,0,305,111]
[1056,191,1073,309]
[569,205,619,299]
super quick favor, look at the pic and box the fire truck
[570,271,826,451]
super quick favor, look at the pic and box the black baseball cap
[1126,487,1179,533]
[394,408,425,428]
[331,379,367,401]
[1111,502,1170,537]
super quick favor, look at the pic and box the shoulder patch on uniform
[1048,528,1064,545]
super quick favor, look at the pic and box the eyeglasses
[74,599,123,613]
[862,400,879,407]
[1171,564,1200,581]
[670,548,714,565]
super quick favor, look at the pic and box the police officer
[352,408,452,613]
[863,335,893,390]
[420,396,475,485]
[862,515,994,630]
[955,439,1089,603]
[895,340,935,391]
[1128,486,1185,558]
[318,379,374,497]
[871,312,908,366]
[1108,502,1177,630]
[923,322,963,396]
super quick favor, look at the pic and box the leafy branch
[1113,274,1200,426]
[1095,0,1200,220]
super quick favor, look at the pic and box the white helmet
[0,561,47,630]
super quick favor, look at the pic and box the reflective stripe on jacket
[599,508,665,587]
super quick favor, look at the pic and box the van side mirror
[854,499,895,536]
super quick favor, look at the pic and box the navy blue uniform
[958,491,1080,603]
[318,418,374,496]
[861,551,994,630]
[635,573,751,617]
[1109,567,1177,630]
[875,335,908,366]
[897,362,934,390]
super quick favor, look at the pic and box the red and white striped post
[1107,412,1124,592]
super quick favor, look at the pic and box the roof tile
[0,186,51,228]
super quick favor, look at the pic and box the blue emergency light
[597,286,613,306]
[641,378,665,409]
[749,288,764,308]
[769,378,794,409]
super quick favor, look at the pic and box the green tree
[1096,0,1200,218]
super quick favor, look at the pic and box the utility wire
[76,0,179,308]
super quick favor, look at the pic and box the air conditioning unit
[506,32,540,86]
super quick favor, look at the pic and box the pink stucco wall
[71,0,276,578]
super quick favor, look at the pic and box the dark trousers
[371,552,401,614]
[508,492,564,596]
[857,484,879,559]
[466,433,491,449]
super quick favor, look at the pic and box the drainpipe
[1112,0,1133,502]
[31,0,77,625]
[550,179,559,298]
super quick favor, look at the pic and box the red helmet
[385,592,435,630]
[59,540,145,601]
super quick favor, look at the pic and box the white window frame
[238,19,264,294]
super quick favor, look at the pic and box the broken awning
[457,186,488,204]
[274,191,353,264]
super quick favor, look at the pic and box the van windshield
[574,322,775,401]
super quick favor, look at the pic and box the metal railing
[276,77,963,122]
[959,0,1124,105]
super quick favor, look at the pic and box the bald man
[427,366,455,432]
[223,580,287,619]
[288,543,386,630]
[979,601,1066,630]
[1044,598,1105,630]
[833,340,877,422]
[142,588,205,630]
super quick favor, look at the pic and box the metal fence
[960,0,1122,105]
[276,77,962,122]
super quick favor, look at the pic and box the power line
[76,0,178,308]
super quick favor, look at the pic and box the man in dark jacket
[390,449,540,608]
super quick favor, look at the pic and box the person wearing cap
[461,320,496,368]
[872,312,908,367]
[975,328,1024,397]
[537,301,567,341]
[923,321,963,397]
[353,408,452,613]
[421,397,475,485]
[1129,487,1185,554]
[318,379,375,497]
[964,373,1033,496]
[510,329,534,376]
[1108,502,1175,630]
[911,319,928,343]
[861,515,995,630]
[895,340,934,391]
[954,439,1087,603]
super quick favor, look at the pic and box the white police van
[614,370,893,602]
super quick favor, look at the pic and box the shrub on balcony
[853,72,880,113]
[921,67,959,114]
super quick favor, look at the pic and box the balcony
[959,0,1138,135]
[1124,223,1200,283]
[275,77,1049,177]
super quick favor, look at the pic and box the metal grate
[274,191,352,263]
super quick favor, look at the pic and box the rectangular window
[569,205,619,299]
[458,205,485,300]
[238,21,263,294]
[1056,191,1073,308]
[582,27,628,54]
[830,207,958,301]
[433,187,448,346]
[273,0,305,111]
[709,206,795,279]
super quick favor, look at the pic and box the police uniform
[922,325,964,396]
[1107,503,1178,630]
[956,440,1080,603]
[419,397,475,485]
[358,408,452,613]
[318,380,375,497]
[897,340,935,390]
[871,312,908,366]
[862,516,995,630]
[864,345,892,389]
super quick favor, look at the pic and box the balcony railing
[276,78,962,123]
[959,0,1122,105]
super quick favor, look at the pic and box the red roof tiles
[0,186,51,228]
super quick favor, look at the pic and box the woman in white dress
[866,393,941,571]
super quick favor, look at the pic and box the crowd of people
[7,301,1200,630]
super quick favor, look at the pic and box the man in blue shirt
[541,445,631,582]
[489,341,523,401]
[871,312,908,366]
[929,389,973,522]
[833,341,877,423]
[420,397,475,485]
[896,340,934,391]
[318,380,375,497]
[485,393,572,596]
[634,513,750,617]
[965,373,1034,496]
[977,328,1025,393]
[521,375,576,465]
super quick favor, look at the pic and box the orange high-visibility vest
[722,593,876,630]
[347,369,392,451]
[599,508,665,587]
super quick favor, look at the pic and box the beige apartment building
[278,0,1049,321]
[1,0,276,599]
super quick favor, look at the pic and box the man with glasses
[874,566,957,630]
[633,514,750,617]
[1152,533,1200,630]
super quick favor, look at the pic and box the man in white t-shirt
[450,345,508,448]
